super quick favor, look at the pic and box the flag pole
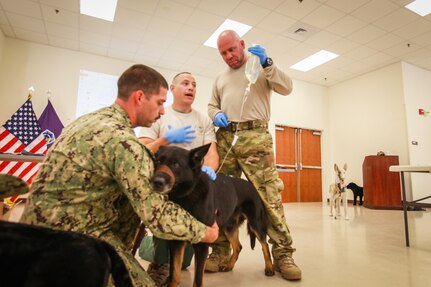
[28,86,35,100]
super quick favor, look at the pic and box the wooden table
[389,165,431,246]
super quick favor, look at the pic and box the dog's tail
[247,223,257,250]
[101,241,134,287]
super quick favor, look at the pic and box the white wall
[328,63,409,200]
[0,38,216,126]
[0,29,4,65]
[401,62,431,203]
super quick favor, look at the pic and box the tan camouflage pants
[213,127,295,260]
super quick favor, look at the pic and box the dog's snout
[152,176,166,191]
[151,172,173,194]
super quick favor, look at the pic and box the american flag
[0,99,47,185]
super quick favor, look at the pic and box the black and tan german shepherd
[151,144,274,287]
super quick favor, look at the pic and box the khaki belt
[221,120,268,132]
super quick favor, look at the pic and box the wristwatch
[262,57,273,68]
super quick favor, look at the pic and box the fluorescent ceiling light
[80,0,118,22]
[290,50,338,72]
[204,19,252,48]
[405,0,431,16]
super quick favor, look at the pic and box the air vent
[284,22,320,41]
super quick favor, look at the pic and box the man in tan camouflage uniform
[207,30,302,280]
[21,64,219,287]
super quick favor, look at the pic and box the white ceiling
[1,0,431,86]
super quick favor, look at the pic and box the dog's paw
[219,266,233,272]
[265,268,275,276]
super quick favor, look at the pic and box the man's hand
[214,112,229,128]
[201,221,219,243]
[201,166,217,181]
[248,45,267,65]
[163,125,196,144]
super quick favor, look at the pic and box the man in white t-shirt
[138,72,218,286]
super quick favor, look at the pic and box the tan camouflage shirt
[21,104,206,244]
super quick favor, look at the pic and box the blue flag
[38,100,64,149]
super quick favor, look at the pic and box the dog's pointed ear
[190,144,211,167]
[334,164,339,172]
[343,163,348,171]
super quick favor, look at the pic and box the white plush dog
[329,163,349,220]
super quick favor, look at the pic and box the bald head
[216,30,246,69]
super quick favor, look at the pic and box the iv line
[217,81,252,173]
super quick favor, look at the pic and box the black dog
[151,144,274,287]
[0,174,133,287]
[346,182,364,205]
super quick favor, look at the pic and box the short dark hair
[117,64,168,100]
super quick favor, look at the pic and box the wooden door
[275,125,322,202]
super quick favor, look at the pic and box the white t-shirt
[138,105,217,149]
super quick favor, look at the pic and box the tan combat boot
[204,252,230,272]
[274,254,302,280]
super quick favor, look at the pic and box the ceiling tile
[247,0,284,10]
[276,0,322,20]
[327,38,360,55]
[173,25,212,46]
[46,22,78,40]
[14,27,48,44]
[155,0,195,24]
[325,15,367,37]
[360,52,397,67]
[392,18,431,39]
[304,30,341,48]
[167,39,200,57]
[140,31,173,49]
[108,48,136,62]
[146,17,182,37]
[48,35,79,50]
[410,31,431,47]
[6,12,45,33]
[113,7,151,31]
[41,4,78,27]
[347,24,386,44]
[185,9,224,33]
[340,60,373,74]
[344,45,378,60]
[351,0,398,23]
[366,32,404,51]
[0,0,42,19]
[109,38,140,54]
[79,30,110,47]
[256,12,297,35]
[197,0,241,17]
[228,1,271,26]
[242,27,277,47]
[111,25,146,42]
[373,7,419,32]
[325,0,372,13]
[383,42,422,57]
[302,4,345,29]
[118,0,158,15]
[0,9,9,25]
[79,14,113,35]
[39,0,79,12]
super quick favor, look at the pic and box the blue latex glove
[248,45,267,65]
[214,112,229,128]
[163,125,196,144]
[201,166,217,181]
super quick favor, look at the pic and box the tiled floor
[136,202,431,287]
